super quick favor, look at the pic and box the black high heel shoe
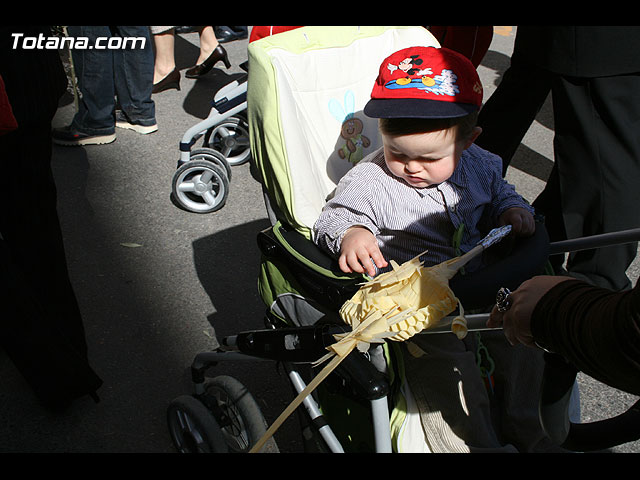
[153,68,180,94]
[185,45,231,79]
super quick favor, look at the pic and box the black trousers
[540,73,640,291]
[477,57,553,175]
[0,121,102,409]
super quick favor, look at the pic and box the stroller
[166,26,640,453]
[171,63,250,214]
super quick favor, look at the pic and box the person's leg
[553,74,640,290]
[481,331,568,452]
[531,160,569,273]
[152,28,176,84]
[0,123,103,409]
[476,56,552,175]
[67,25,116,136]
[196,26,220,65]
[112,26,156,131]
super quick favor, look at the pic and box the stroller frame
[167,227,640,454]
[179,311,501,453]
[184,338,393,453]
[171,65,250,214]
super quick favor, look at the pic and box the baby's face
[382,128,465,188]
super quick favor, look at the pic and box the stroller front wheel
[167,395,229,453]
[202,375,278,453]
[172,159,229,213]
[189,148,232,180]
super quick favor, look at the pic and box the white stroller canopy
[248,26,440,238]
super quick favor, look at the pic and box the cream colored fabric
[248,26,440,238]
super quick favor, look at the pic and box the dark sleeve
[531,279,640,396]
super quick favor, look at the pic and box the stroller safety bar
[424,313,494,334]
[549,227,640,255]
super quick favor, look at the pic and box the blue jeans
[68,26,156,135]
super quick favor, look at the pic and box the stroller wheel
[172,159,229,213]
[189,148,232,180]
[204,115,251,166]
[167,395,229,453]
[202,375,278,453]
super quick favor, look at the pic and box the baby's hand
[499,207,535,236]
[339,226,388,277]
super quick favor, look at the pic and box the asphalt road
[0,26,637,453]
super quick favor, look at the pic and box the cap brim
[364,98,478,119]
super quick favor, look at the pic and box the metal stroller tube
[549,227,640,255]
[178,80,248,164]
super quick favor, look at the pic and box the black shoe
[215,26,246,43]
[52,125,116,146]
[152,68,180,94]
[175,26,198,34]
[185,45,231,78]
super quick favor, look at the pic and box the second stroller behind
[171,63,250,214]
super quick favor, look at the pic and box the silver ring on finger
[496,287,512,313]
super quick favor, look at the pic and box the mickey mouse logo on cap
[364,46,483,119]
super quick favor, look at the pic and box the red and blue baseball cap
[364,46,483,119]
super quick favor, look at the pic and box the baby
[314,46,553,453]
[314,46,534,278]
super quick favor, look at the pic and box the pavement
[0,27,637,453]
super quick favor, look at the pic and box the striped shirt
[313,144,533,273]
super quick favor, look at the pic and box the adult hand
[339,226,387,277]
[488,275,574,346]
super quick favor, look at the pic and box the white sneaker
[115,111,158,134]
